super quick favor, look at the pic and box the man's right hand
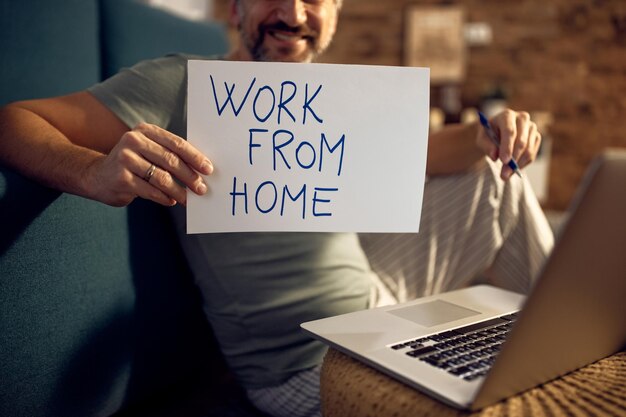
[86,123,214,207]
[0,92,214,208]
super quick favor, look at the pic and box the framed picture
[404,6,466,84]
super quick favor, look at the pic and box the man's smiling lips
[268,29,308,44]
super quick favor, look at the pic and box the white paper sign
[187,60,430,233]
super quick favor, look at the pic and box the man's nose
[276,0,307,26]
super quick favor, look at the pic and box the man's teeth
[273,32,301,41]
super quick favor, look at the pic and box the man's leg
[243,159,555,417]
[361,158,555,304]
[246,365,322,417]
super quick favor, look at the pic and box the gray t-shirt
[88,55,373,389]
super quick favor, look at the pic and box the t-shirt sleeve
[88,54,188,135]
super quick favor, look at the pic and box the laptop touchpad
[388,300,480,327]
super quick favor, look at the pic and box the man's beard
[244,21,322,63]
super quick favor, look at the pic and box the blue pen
[478,111,522,178]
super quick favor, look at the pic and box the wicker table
[320,348,626,417]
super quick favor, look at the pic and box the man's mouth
[269,30,305,43]
[262,22,314,45]
[251,22,319,61]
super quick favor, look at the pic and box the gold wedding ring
[143,163,156,182]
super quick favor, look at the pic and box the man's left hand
[476,109,542,180]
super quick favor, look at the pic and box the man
[0,1,553,416]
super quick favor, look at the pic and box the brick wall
[214,0,626,210]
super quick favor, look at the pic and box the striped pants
[246,159,555,417]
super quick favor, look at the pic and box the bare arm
[426,109,541,179]
[426,121,484,176]
[0,92,125,199]
[0,92,212,207]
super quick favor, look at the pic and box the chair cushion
[0,169,217,417]
[0,0,101,105]
[99,0,229,79]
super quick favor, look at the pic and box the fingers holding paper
[88,123,213,207]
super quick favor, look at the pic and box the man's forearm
[426,121,485,176]
[0,104,104,199]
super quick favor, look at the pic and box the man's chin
[274,54,315,63]
[255,45,317,63]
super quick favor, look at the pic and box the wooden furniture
[321,348,626,417]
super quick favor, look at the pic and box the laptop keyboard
[389,313,518,381]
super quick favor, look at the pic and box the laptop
[301,148,626,410]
